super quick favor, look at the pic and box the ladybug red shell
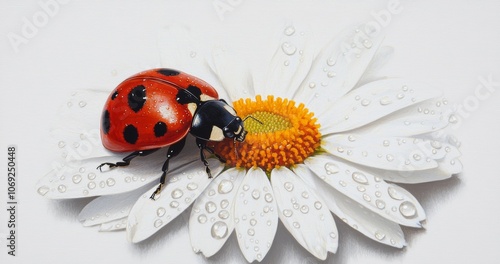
[101,68,219,152]
[98,68,247,200]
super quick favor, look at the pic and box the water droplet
[380,97,392,105]
[221,199,229,209]
[57,185,66,193]
[218,179,233,194]
[198,214,207,224]
[211,221,229,239]
[87,173,96,180]
[72,174,82,184]
[243,184,250,191]
[431,141,442,149]
[87,182,96,189]
[106,178,115,187]
[250,218,257,226]
[375,231,386,240]
[339,180,347,187]
[58,141,66,148]
[314,201,323,210]
[265,193,273,203]
[37,186,49,196]
[308,82,316,89]
[363,193,372,202]
[357,186,366,192]
[300,205,309,214]
[171,189,184,199]
[205,201,217,213]
[383,140,391,147]
[293,222,301,229]
[361,99,371,106]
[67,102,73,107]
[352,172,369,185]
[376,200,386,209]
[301,191,309,199]
[363,39,373,48]
[413,154,422,161]
[448,114,458,124]
[284,25,295,36]
[348,135,356,142]
[330,232,337,238]
[78,101,87,107]
[388,187,404,200]
[187,182,198,191]
[170,201,179,208]
[157,207,166,217]
[386,154,394,162]
[190,51,197,58]
[399,201,418,218]
[396,93,405,100]
[281,42,297,55]
[252,189,261,199]
[283,209,293,217]
[327,57,336,66]
[218,210,229,219]
[154,219,163,228]
[248,228,255,236]
[325,163,340,174]
[284,182,294,192]
[327,71,336,78]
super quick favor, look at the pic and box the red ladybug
[98,68,247,199]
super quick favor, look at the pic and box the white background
[1,0,500,263]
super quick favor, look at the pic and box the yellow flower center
[210,95,321,171]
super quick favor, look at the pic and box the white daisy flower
[37,24,462,262]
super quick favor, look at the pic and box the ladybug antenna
[243,115,264,125]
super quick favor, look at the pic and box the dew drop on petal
[284,25,295,36]
[106,178,115,187]
[211,221,229,239]
[375,231,386,240]
[37,186,49,196]
[314,201,323,210]
[352,172,369,184]
[87,173,96,180]
[217,180,233,194]
[205,201,217,213]
[218,210,229,219]
[386,154,394,162]
[301,191,309,199]
[380,97,392,105]
[79,101,87,107]
[170,201,179,208]
[87,182,96,189]
[283,209,293,217]
[58,141,66,148]
[157,207,166,217]
[361,99,371,106]
[431,141,443,149]
[300,205,309,214]
[252,189,261,200]
[376,199,386,209]
[413,154,422,161]
[187,182,198,191]
[281,42,297,55]
[171,189,184,199]
[363,193,371,202]
[248,228,255,236]
[308,82,316,89]
[154,219,163,228]
[399,201,418,218]
[198,214,207,224]
[284,182,294,192]
[325,163,340,175]
[388,187,404,200]
[243,184,250,191]
[265,193,273,203]
[293,222,301,229]
[448,114,458,124]
[57,185,67,193]
[72,174,82,184]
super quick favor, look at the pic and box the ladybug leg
[97,149,159,171]
[195,138,225,179]
[150,137,187,200]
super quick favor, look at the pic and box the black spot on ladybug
[128,85,146,112]
[157,68,181,76]
[102,110,110,134]
[176,85,202,105]
[123,124,139,144]
[154,121,167,137]
[111,91,119,100]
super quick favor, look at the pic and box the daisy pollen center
[210,95,321,172]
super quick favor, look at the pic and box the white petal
[126,159,223,243]
[189,168,245,257]
[234,168,278,263]
[319,79,441,135]
[271,167,338,260]
[323,134,448,171]
[208,46,254,101]
[362,142,462,183]
[304,154,426,228]
[99,217,128,232]
[36,144,198,199]
[78,181,155,227]
[259,25,313,99]
[352,97,454,137]
[294,164,406,248]
[292,25,384,116]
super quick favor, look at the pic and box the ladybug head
[223,116,247,142]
